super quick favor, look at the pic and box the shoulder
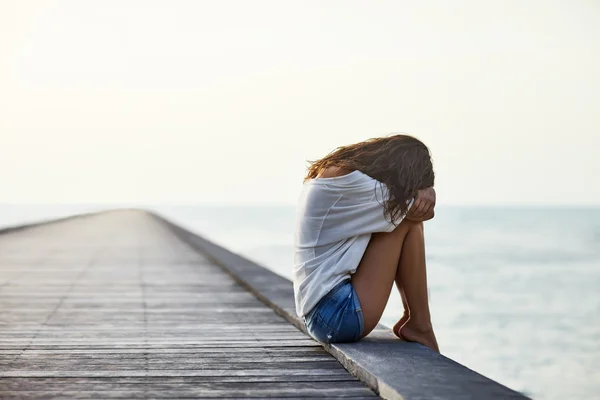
[318,166,354,178]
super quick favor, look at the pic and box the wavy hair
[305,134,434,222]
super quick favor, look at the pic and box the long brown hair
[305,134,434,222]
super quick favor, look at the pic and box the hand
[406,187,436,222]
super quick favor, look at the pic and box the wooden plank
[3,361,344,371]
[0,388,376,399]
[0,381,373,392]
[1,355,333,364]
[0,347,328,355]
[0,379,366,395]
[0,376,358,386]
[0,342,322,350]
[0,368,353,378]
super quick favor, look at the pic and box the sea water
[1,204,598,400]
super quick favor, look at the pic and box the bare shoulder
[318,165,354,178]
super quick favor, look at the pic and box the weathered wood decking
[0,210,377,399]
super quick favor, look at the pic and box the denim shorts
[304,279,364,344]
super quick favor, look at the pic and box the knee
[411,220,424,229]
[401,217,423,227]
[389,219,423,238]
[406,220,424,235]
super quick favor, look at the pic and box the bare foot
[393,312,410,339]
[399,321,440,353]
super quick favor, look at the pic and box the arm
[405,187,436,222]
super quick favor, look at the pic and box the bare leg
[352,220,439,352]
[351,219,415,336]
[393,223,439,352]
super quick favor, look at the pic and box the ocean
[1,204,598,399]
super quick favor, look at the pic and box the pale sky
[1,0,599,205]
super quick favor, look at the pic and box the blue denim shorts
[304,279,364,344]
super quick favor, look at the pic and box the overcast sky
[1,1,598,205]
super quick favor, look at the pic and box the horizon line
[1,202,599,209]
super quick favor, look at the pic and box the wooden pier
[0,210,376,399]
[0,210,530,400]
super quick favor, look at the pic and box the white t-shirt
[293,170,408,318]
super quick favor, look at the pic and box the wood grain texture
[0,210,376,399]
